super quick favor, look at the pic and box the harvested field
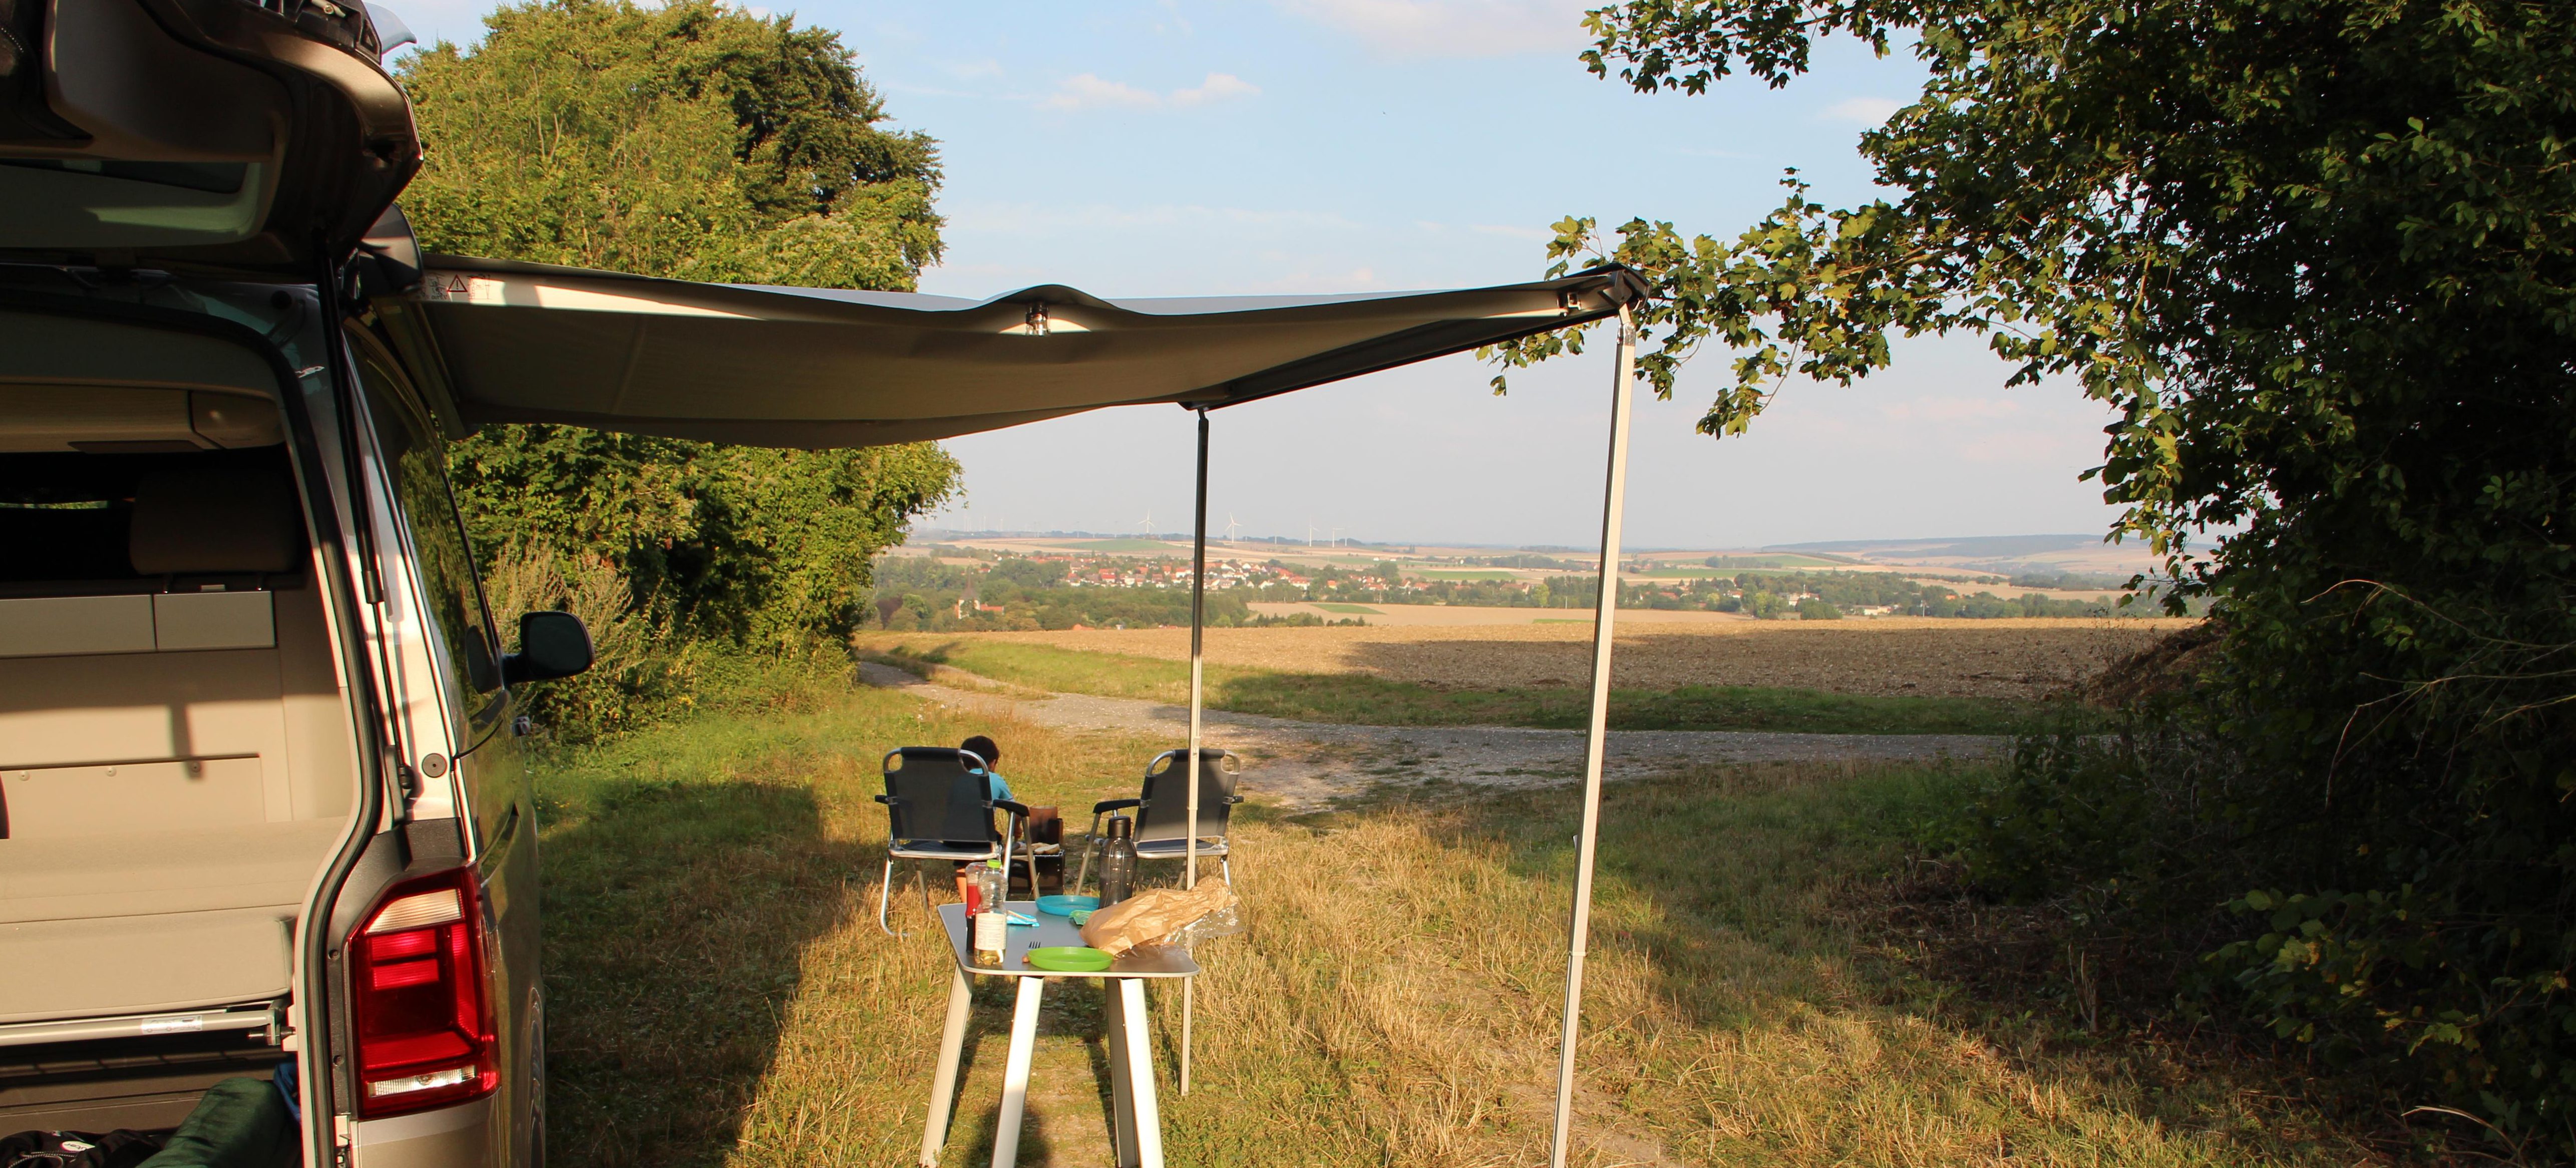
[861,617,2193,702]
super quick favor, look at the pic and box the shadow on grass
[538,779,871,1168]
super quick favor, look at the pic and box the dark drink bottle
[1100,815,1138,906]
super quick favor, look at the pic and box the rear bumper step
[0,1004,278,1049]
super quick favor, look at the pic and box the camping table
[920,902,1198,1168]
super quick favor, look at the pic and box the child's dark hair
[960,735,1000,768]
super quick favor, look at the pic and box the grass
[1310,602,1383,614]
[533,682,2375,1166]
[862,639,2059,734]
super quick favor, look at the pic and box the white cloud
[1042,74,1164,111]
[1040,71,1261,112]
[1819,96,1905,125]
[1881,397,2021,424]
[1174,72,1260,106]
[944,201,1360,236]
[1276,0,1593,59]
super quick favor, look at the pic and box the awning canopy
[385,254,1646,448]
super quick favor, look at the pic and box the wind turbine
[1306,520,1318,548]
[1138,509,1155,537]
[1330,525,1345,548]
[1225,512,1243,542]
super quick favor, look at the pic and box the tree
[1495,0,2576,1138]
[401,0,959,647]
[399,0,940,285]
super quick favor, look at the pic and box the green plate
[1023,946,1114,973]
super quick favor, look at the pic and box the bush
[483,543,856,743]
[1941,684,2576,1154]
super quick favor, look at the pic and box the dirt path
[857,662,2000,806]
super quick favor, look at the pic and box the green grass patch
[1414,568,1520,579]
[1308,602,1382,614]
[531,683,2371,1165]
[866,639,2056,734]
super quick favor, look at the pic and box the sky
[388,0,2128,550]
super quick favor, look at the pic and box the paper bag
[1080,880,1237,955]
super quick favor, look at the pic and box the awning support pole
[1182,404,1210,1096]
[1547,305,1636,1168]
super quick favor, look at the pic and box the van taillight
[348,868,496,1117]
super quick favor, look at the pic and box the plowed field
[858,617,2193,701]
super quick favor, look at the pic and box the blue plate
[1036,895,1099,917]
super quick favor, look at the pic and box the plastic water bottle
[1100,815,1138,907]
[971,860,1007,967]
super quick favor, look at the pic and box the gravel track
[857,661,2001,806]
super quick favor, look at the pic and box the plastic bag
[1168,896,1246,949]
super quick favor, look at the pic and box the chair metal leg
[918,967,972,1167]
[990,977,1045,1168]
[878,857,901,937]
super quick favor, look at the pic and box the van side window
[356,358,502,703]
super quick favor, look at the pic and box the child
[954,735,1016,901]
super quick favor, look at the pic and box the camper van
[2,2,581,1163]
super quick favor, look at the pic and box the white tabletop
[936,903,1199,980]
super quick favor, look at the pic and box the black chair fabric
[882,747,999,847]
[1136,748,1237,847]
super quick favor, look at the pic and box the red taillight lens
[348,869,497,1118]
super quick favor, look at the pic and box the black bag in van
[0,1128,164,1168]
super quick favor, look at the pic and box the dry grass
[536,680,2370,1168]
[858,618,2193,702]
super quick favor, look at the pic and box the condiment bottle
[1100,814,1137,907]
[971,859,1008,967]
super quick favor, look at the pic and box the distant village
[868,538,2178,633]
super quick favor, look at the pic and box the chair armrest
[873,794,903,806]
[1223,794,1244,804]
[988,797,1032,818]
[1091,797,1141,815]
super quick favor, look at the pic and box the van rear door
[0,0,419,277]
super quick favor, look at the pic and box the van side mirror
[502,611,593,686]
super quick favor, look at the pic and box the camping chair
[1076,748,1242,893]
[876,747,1032,936]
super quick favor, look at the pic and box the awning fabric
[396,254,1646,448]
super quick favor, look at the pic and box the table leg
[989,977,1045,1168]
[1105,979,1139,1167]
[1116,978,1164,1168]
[919,968,973,1167]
